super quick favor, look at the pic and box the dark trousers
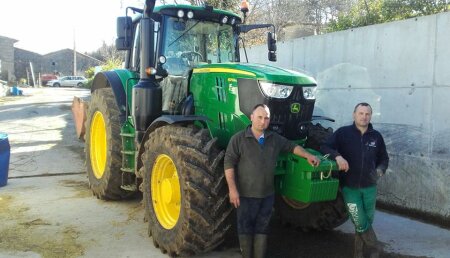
[237,194,274,235]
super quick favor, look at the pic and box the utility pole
[73,28,77,76]
[30,62,36,87]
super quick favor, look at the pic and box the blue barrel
[0,132,10,187]
[11,86,19,96]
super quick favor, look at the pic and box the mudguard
[91,71,128,124]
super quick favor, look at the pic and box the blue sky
[0,0,181,55]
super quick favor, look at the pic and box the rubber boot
[354,233,364,258]
[253,234,268,258]
[361,227,380,258]
[238,234,253,258]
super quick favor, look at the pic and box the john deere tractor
[81,0,347,256]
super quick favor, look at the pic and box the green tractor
[81,0,347,256]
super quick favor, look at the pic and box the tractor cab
[117,5,244,115]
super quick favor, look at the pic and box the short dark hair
[353,102,372,113]
[252,104,269,112]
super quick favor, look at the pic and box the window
[161,17,235,75]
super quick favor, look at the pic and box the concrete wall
[243,12,450,220]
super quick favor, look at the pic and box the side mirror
[116,16,132,50]
[267,32,277,62]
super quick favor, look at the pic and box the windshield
[162,17,236,68]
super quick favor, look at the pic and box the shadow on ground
[218,218,428,258]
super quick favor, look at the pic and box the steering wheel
[180,51,203,63]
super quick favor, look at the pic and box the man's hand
[376,168,384,177]
[293,146,320,167]
[225,168,240,208]
[229,188,240,208]
[335,156,349,172]
[306,154,320,167]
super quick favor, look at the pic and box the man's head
[353,102,372,129]
[250,104,270,133]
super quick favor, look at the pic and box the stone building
[1,34,101,84]
[0,35,18,82]
[14,48,44,83]
[42,49,101,77]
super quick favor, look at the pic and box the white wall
[243,12,450,219]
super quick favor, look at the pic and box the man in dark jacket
[321,102,389,258]
[224,104,320,258]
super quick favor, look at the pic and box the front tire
[85,88,134,200]
[142,125,232,256]
[275,192,347,231]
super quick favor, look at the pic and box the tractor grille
[237,78,315,140]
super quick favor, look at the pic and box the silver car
[46,76,88,87]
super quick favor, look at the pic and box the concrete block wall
[0,36,17,82]
[243,12,450,221]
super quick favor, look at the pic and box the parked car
[46,76,88,87]
[40,74,58,86]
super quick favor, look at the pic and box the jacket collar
[244,125,273,138]
[352,122,374,134]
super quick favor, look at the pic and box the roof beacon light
[240,0,249,14]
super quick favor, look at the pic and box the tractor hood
[193,63,317,85]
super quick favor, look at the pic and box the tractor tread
[84,88,135,200]
[142,125,231,256]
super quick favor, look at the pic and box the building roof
[0,35,18,43]
[44,48,101,63]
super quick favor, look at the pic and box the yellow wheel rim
[151,154,181,229]
[282,196,311,209]
[89,111,107,179]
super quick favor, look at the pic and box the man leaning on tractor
[224,104,320,258]
[321,102,389,258]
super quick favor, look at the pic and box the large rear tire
[142,125,232,256]
[276,122,348,231]
[85,88,135,200]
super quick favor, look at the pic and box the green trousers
[342,186,377,233]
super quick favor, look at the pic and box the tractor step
[120,120,136,173]
[121,184,137,191]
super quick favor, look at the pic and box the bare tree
[240,0,351,45]
[187,0,240,11]
[89,41,125,63]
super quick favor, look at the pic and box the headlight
[259,81,293,99]
[177,10,185,18]
[303,87,315,100]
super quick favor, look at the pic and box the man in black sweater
[321,102,389,258]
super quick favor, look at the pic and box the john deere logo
[291,103,300,113]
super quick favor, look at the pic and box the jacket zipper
[358,133,365,188]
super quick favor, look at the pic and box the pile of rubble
[0,80,9,97]
[0,81,23,97]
